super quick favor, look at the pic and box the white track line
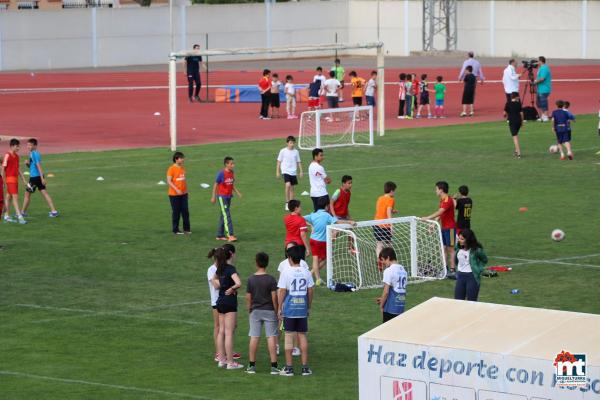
[14,303,202,326]
[0,371,213,400]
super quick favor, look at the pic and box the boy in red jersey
[283,199,310,260]
[331,175,352,219]
[2,139,27,224]
[211,156,242,242]
[258,69,272,120]
[424,181,456,272]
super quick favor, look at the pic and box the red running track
[0,65,598,154]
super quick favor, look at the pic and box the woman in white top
[454,229,488,301]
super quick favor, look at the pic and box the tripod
[521,69,537,108]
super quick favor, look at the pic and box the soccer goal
[168,42,385,151]
[326,217,447,290]
[298,105,374,150]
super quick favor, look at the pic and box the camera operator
[534,56,552,122]
[502,59,524,103]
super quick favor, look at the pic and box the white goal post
[168,42,385,151]
[298,105,374,150]
[326,216,447,290]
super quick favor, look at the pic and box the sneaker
[279,366,294,376]
[233,352,241,360]
[397,116,404,119]
[226,362,244,370]
[270,366,280,375]
[4,216,15,223]
[189,97,194,103]
[315,278,323,286]
[560,155,566,161]
[469,112,474,117]
[18,217,27,225]
[245,365,256,374]
[301,367,313,376]
[174,231,184,235]
[214,353,220,362]
[427,114,433,119]
[227,235,237,242]
[440,115,447,119]
[541,116,549,122]
[415,114,422,119]
[21,212,28,217]
[287,115,293,119]
[568,154,574,160]
[259,116,264,119]
[48,211,59,218]
[292,347,301,357]
[404,116,413,120]
[460,112,467,117]
[263,117,271,120]
[184,231,192,235]
[218,360,227,368]
[216,236,227,241]
[194,96,200,102]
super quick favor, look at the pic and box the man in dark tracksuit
[185,44,203,102]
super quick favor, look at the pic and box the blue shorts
[536,92,550,111]
[441,228,456,247]
[366,96,376,106]
[283,317,308,333]
[435,99,444,107]
[555,131,571,144]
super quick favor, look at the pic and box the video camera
[522,59,539,71]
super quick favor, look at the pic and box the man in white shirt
[502,59,523,103]
[308,148,330,212]
[313,67,326,93]
[276,135,303,210]
[323,70,341,109]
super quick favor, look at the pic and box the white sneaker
[292,347,301,357]
[4,216,16,223]
[18,216,27,225]
[227,362,244,370]
[542,116,549,122]
[218,360,227,368]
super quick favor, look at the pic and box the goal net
[298,105,374,150]
[326,217,446,290]
[167,42,385,151]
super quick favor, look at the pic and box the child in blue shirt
[551,100,575,160]
[22,138,58,217]
[376,247,407,323]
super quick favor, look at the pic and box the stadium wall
[0,0,598,71]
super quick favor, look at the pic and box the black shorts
[383,312,399,323]
[352,97,362,106]
[311,195,330,212]
[216,303,237,314]
[373,226,392,243]
[420,92,430,105]
[283,317,308,333]
[28,176,46,192]
[284,245,306,260]
[270,93,280,108]
[509,122,522,136]
[283,174,298,185]
[327,96,339,108]
[212,305,217,310]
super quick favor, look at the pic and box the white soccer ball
[551,229,565,242]
[549,145,559,154]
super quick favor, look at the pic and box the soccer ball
[549,145,559,154]
[551,229,565,241]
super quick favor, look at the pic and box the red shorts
[308,98,320,108]
[310,239,326,259]
[6,182,18,195]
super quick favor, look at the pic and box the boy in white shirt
[277,245,314,376]
[308,148,330,212]
[324,70,341,109]
[365,70,377,107]
[276,136,303,210]
[284,75,297,119]
[270,73,282,119]
[376,247,407,323]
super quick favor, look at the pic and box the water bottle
[511,289,520,295]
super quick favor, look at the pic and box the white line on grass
[0,371,213,400]
[14,304,202,326]
[493,255,600,269]
[328,163,414,173]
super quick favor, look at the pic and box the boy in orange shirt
[349,71,366,106]
[166,151,190,235]
[2,138,28,224]
[374,181,398,261]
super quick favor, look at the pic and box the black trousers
[454,271,480,301]
[188,73,201,98]
[169,194,190,233]
[260,93,271,118]
[398,99,405,116]
[311,195,330,212]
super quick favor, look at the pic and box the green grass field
[1,116,599,400]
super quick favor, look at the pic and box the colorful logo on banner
[392,380,413,400]
[553,350,586,387]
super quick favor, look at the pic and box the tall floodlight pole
[169,0,174,53]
